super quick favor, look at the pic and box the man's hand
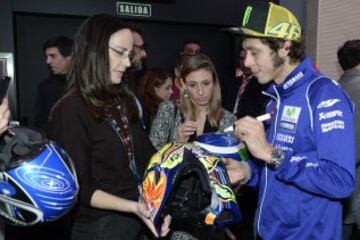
[222,158,250,185]
[233,116,272,163]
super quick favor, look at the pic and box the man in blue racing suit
[225,2,355,239]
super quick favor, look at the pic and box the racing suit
[247,58,355,239]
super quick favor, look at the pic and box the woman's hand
[134,201,171,237]
[176,120,197,143]
[90,190,171,237]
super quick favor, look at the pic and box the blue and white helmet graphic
[194,132,245,161]
[0,126,79,226]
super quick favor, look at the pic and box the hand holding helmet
[0,126,79,226]
[142,132,245,232]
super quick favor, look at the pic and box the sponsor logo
[275,145,293,152]
[321,120,345,132]
[279,121,296,132]
[279,106,301,132]
[290,156,307,162]
[276,133,295,144]
[242,6,253,27]
[319,110,343,120]
[283,72,304,90]
[305,162,319,168]
[281,106,302,123]
[317,99,341,109]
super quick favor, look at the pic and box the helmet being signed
[0,126,79,226]
[194,132,247,161]
[142,133,243,232]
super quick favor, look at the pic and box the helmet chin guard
[0,126,79,226]
[142,134,242,232]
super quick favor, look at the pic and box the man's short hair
[337,39,360,71]
[43,36,73,57]
[260,37,305,64]
[183,40,201,48]
[131,27,144,39]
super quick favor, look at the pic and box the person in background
[172,54,191,103]
[137,68,173,132]
[150,53,235,240]
[33,36,73,130]
[0,98,10,135]
[47,14,170,240]
[180,40,201,56]
[233,48,269,119]
[225,2,355,239]
[171,41,200,103]
[337,39,360,240]
[127,28,147,95]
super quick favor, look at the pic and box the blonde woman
[150,54,235,151]
[150,54,234,239]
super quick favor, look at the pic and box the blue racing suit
[247,58,356,239]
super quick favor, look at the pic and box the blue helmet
[0,126,79,226]
[194,132,247,161]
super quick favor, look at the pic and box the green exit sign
[116,2,152,17]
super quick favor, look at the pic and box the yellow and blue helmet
[142,133,242,231]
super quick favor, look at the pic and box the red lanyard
[104,99,141,193]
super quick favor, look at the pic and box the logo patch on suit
[279,106,301,133]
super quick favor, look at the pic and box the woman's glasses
[109,46,133,60]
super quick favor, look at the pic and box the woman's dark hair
[260,37,306,64]
[138,68,172,121]
[65,14,138,120]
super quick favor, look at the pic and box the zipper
[257,86,280,237]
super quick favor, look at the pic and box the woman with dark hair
[48,14,170,240]
[138,67,173,130]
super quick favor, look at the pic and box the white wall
[306,0,360,80]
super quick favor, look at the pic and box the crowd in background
[1,2,360,240]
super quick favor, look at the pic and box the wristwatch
[269,147,285,169]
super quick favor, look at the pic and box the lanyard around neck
[104,100,141,194]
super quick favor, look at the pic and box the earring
[183,89,189,98]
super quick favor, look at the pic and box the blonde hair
[179,54,223,127]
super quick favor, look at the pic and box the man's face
[44,47,71,75]
[239,49,252,76]
[242,38,285,84]
[182,43,201,55]
[131,31,147,71]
